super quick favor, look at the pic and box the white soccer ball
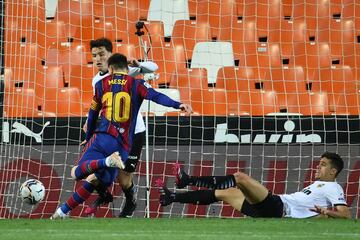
[20,179,45,205]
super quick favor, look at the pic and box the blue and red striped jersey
[86,72,181,153]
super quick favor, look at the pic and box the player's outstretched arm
[128,57,158,76]
[310,205,351,219]
[179,103,192,114]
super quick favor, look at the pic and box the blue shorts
[77,133,129,186]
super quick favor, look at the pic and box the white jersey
[280,181,347,218]
[91,62,158,134]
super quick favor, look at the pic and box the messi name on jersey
[108,78,127,85]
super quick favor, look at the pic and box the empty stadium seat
[234,91,279,116]
[57,0,93,42]
[45,43,88,66]
[144,21,166,46]
[147,0,190,37]
[114,43,141,60]
[172,20,212,60]
[192,0,239,39]
[264,66,308,108]
[216,66,259,91]
[191,89,228,116]
[169,68,208,103]
[286,92,330,115]
[309,65,356,96]
[5,0,45,45]
[149,43,187,85]
[5,43,45,89]
[280,19,307,43]
[191,42,235,84]
[3,88,38,117]
[218,20,256,64]
[38,87,83,117]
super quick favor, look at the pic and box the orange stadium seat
[170,68,208,103]
[46,43,88,67]
[4,68,13,91]
[216,66,259,91]
[37,21,69,47]
[5,0,45,44]
[144,21,166,47]
[346,94,360,115]
[93,21,115,42]
[65,64,94,112]
[191,89,228,116]
[263,66,308,108]
[286,92,330,115]
[172,20,212,60]
[292,0,330,31]
[243,43,281,68]
[311,65,355,93]
[46,66,63,89]
[192,0,238,39]
[219,20,256,64]
[236,91,279,116]
[35,66,65,89]
[5,43,45,89]
[3,88,39,117]
[114,43,141,60]
[57,0,93,42]
[149,43,186,85]
[280,19,307,43]
[93,0,116,22]
[293,42,332,81]
[39,88,83,117]
[255,0,281,37]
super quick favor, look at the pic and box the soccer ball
[19,179,45,205]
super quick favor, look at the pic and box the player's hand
[310,205,328,216]
[179,103,192,114]
[80,140,87,146]
[82,120,88,133]
[127,57,140,67]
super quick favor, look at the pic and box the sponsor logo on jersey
[316,183,325,188]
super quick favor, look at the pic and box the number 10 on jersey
[102,92,131,122]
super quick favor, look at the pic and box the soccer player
[84,38,158,217]
[158,152,351,219]
[51,53,192,219]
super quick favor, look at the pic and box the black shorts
[124,131,145,173]
[240,192,284,218]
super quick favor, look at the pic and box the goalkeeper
[158,152,351,219]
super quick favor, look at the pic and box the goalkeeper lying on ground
[157,152,351,219]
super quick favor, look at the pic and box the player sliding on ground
[51,53,192,219]
[157,152,351,219]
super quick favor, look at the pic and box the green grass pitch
[0,218,358,240]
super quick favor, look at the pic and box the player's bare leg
[233,172,269,204]
[118,170,137,218]
[214,188,245,211]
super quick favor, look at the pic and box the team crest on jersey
[316,184,325,188]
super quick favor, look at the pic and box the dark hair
[107,53,128,71]
[90,38,113,53]
[321,152,344,177]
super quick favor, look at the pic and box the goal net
[0,0,359,219]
